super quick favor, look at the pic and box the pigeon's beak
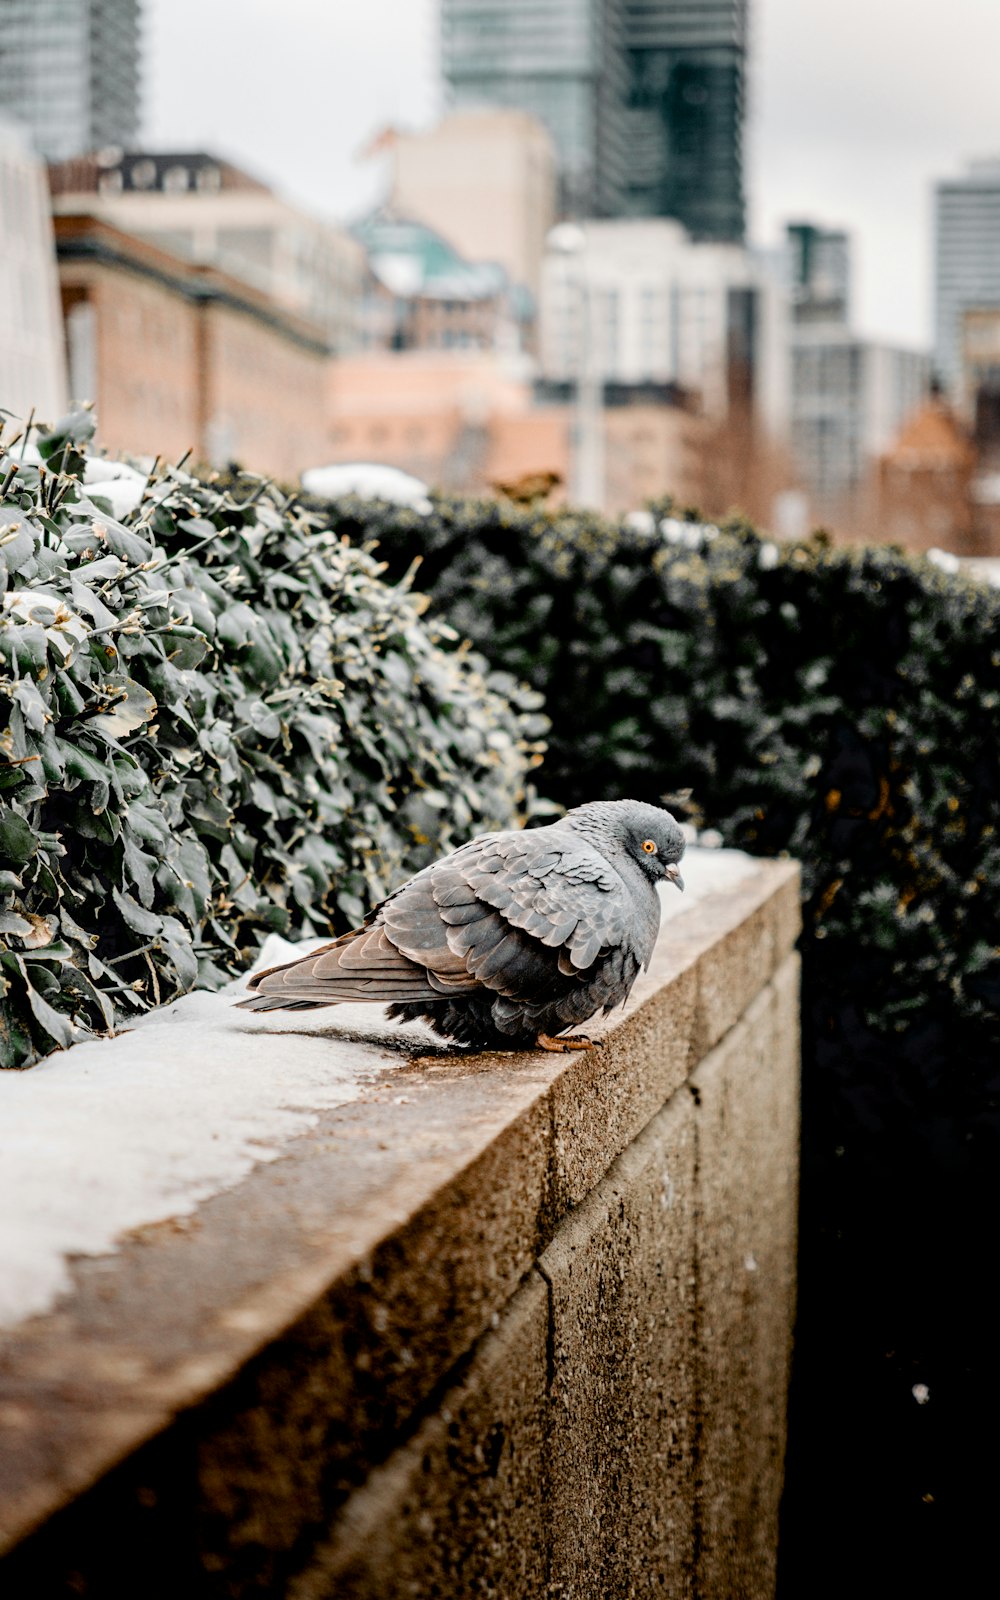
[665,862,684,892]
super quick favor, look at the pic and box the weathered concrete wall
[0,856,799,1599]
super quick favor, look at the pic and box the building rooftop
[48,150,270,198]
[882,398,975,469]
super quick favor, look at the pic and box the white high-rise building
[0,0,141,161]
[934,158,1000,400]
[789,327,929,516]
[758,215,930,527]
[0,119,68,425]
[540,218,788,435]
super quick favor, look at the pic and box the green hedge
[307,493,1000,1047]
[0,420,542,1068]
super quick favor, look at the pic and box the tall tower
[934,158,1000,401]
[440,0,628,218]
[624,0,748,242]
[0,0,141,161]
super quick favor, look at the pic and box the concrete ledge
[0,854,800,1597]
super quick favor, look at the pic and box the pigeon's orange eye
[642,839,657,854]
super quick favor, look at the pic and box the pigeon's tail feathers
[237,923,452,1012]
[232,994,333,1012]
[245,923,366,991]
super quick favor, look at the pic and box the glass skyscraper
[623,1,747,241]
[0,0,141,162]
[441,0,629,218]
[441,0,746,241]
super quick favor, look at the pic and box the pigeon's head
[566,800,686,891]
[618,800,686,890]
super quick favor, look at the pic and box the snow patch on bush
[302,462,433,515]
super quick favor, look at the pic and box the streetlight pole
[548,223,604,511]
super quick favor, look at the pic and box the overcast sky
[146,0,1000,348]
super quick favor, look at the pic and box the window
[162,166,190,194]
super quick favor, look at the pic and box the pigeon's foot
[535,1032,596,1053]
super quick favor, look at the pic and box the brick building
[54,213,328,481]
[49,151,364,357]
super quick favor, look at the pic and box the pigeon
[234,799,686,1052]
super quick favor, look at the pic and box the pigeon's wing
[382,828,639,996]
[463,829,637,971]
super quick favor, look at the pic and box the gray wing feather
[455,832,634,972]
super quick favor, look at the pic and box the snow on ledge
[0,846,759,1332]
